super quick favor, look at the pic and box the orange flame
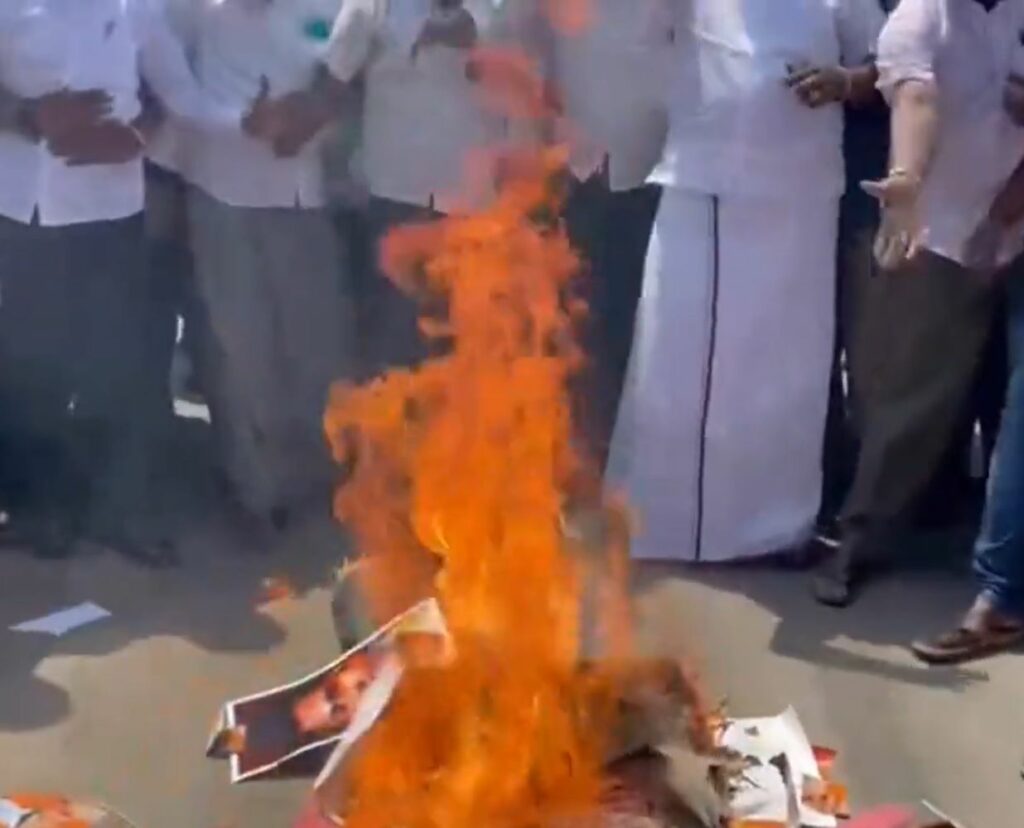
[324,144,609,828]
[322,8,640,828]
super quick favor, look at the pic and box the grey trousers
[841,249,995,540]
[188,189,355,515]
[0,214,152,521]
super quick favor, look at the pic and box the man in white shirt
[179,0,356,535]
[325,0,504,375]
[815,0,1024,606]
[0,0,248,560]
[607,0,885,565]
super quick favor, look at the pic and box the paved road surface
[1,509,1022,827]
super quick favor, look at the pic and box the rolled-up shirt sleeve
[132,0,242,130]
[875,0,941,100]
[834,0,886,66]
[326,0,380,83]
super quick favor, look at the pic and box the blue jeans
[974,275,1024,621]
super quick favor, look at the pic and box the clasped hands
[242,78,335,159]
[20,88,151,166]
[25,79,331,166]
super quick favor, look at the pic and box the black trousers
[358,196,439,378]
[564,177,660,469]
[0,213,152,523]
[144,163,206,420]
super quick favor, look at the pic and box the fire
[321,12,695,828]
[539,0,594,35]
[324,142,609,828]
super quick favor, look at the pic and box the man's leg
[359,197,436,379]
[142,163,187,434]
[262,206,356,513]
[815,249,994,605]
[818,207,877,533]
[188,189,287,525]
[70,216,174,561]
[912,275,1024,663]
[567,179,660,472]
[0,218,80,553]
[973,275,1024,617]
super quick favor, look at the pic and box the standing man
[0,0,247,560]
[818,0,899,539]
[814,0,1024,606]
[546,0,673,470]
[325,0,505,376]
[181,0,357,538]
[913,145,1024,663]
[607,0,885,564]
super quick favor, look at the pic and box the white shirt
[178,0,343,209]
[652,0,885,200]
[0,0,241,227]
[548,0,673,191]
[326,0,504,213]
[146,0,198,173]
[877,0,1024,265]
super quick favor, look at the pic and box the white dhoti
[608,187,837,562]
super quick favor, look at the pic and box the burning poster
[0,794,136,827]
[207,598,449,783]
[718,708,840,828]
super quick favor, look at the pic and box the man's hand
[242,77,284,142]
[786,65,850,109]
[266,90,334,158]
[47,120,145,166]
[1004,74,1024,126]
[22,88,112,142]
[413,5,477,56]
[862,171,922,269]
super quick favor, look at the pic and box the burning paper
[0,794,136,827]
[316,7,715,828]
[718,708,838,828]
[207,598,448,783]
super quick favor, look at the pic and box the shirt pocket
[70,10,137,92]
[1,3,69,93]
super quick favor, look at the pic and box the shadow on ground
[632,525,994,692]
[0,414,352,732]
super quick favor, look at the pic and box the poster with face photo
[208,598,449,784]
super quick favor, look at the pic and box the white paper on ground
[9,602,111,636]
[0,798,30,828]
[720,706,836,828]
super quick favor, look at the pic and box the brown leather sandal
[911,623,1024,665]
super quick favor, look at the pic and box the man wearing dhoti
[608,0,885,563]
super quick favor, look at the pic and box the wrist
[839,67,853,103]
[888,167,922,190]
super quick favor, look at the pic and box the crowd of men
[0,0,1022,665]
